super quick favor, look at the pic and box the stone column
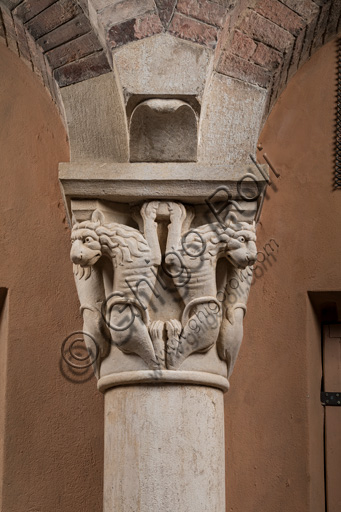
[103,385,225,512]
[60,159,267,511]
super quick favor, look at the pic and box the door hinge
[321,392,341,406]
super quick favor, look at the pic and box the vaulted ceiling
[1,0,340,119]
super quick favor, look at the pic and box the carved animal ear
[227,212,238,223]
[91,209,105,224]
[225,211,238,228]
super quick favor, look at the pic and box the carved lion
[70,206,163,370]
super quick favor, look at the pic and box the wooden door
[322,323,341,512]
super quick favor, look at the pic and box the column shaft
[104,385,225,512]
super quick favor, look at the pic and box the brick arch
[0,0,236,116]
[0,0,246,124]
[85,0,235,51]
[215,0,341,118]
[1,1,340,128]
[82,0,341,117]
[0,0,237,103]
[0,0,111,114]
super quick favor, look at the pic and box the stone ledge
[59,161,269,220]
[97,370,230,393]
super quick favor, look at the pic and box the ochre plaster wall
[225,38,341,511]
[0,44,103,512]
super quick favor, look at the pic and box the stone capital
[60,161,268,394]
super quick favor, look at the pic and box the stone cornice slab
[59,161,268,221]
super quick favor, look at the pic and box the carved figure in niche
[164,203,257,370]
[70,203,163,370]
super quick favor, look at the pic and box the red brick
[217,51,271,88]
[0,6,19,54]
[155,0,176,27]
[214,0,248,56]
[298,9,319,66]
[1,1,23,10]
[14,0,56,24]
[325,0,341,42]
[252,42,282,70]
[26,0,80,40]
[312,0,330,5]
[268,48,292,109]
[168,12,218,48]
[46,32,102,69]
[225,0,249,27]
[263,58,281,116]
[107,18,135,48]
[107,13,162,49]
[177,0,227,28]
[0,9,6,42]
[230,29,257,59]
[279,0,319,22]
[77,0,89,15]
[254,0,306,36]
[26,31,49,86]
[239,9,294,52]
[286,25,306,80]
[45,60,60,105]
[36,13,92,52]
[54,51,111,86]
[134,13,163,39]
[13,15,31,63]
[311,2,332,52]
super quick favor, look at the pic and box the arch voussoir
[0,0,111,116]
[215,0,341,119]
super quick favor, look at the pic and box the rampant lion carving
[69,200,258,376]
[71,203,163,370]
[164,204,257,370]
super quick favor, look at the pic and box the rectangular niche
[129,99,198,162]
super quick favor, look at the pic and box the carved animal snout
[247,252,257,265]
[247,242,257,266]
[71,254,83,265]
[70,240,84,264]
[70,238,102,267]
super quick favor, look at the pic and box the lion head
[71,209,150,279]
[71,210,104,268]
[225,222,257,269]
[188,216,257,270]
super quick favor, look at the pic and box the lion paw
[141,201,160,222]
[167,202,186,224]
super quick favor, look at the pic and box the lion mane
[183,218,256,257]
[73,219,150,268]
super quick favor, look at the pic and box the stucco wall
[225,37,340,511]
[0,44,103,512]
